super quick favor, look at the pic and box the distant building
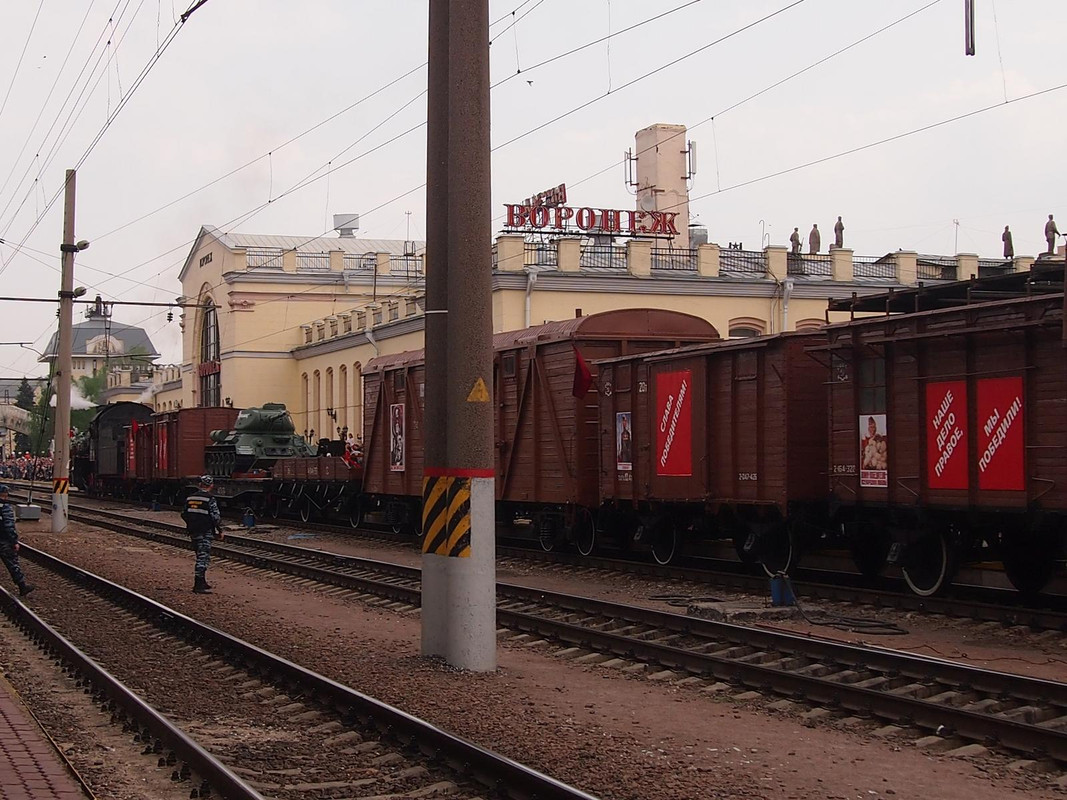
[39,298,160,383]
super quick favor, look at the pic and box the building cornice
[292,316,426,359]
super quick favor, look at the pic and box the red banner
[926,380,968,490]
[655,370,692,477]
[157,425,168,473]
[976,376,1024,491]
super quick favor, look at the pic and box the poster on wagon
[976,376,1024,491]
[859,414,888,488]
[389,403,405,472]
[926,380,968,490]
[655,370,692,477]
[616,411,633,471]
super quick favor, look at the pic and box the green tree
[76,369,108,404]
[14,378,35,455]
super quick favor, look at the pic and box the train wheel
[348,498,364,529]
[573,507,596,557]
[759,523,795,577]
[1002,522,1060,597]
[537,516,558,552]
[266,494,281,519]
[901,531,952,596]
[650,521,678,566]
[299,497,314,523]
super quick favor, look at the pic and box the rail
[852,256,897,280]
[579,244,627,271]
[343,253,375,271]
[245,247,284,269]
[978,258,1015,277]
[718,248,767,277]
[787,253,832,277]
[296,252,330,271]
[651,248,697,272]
[24,543,599,800]
[389,254,423,277]
[525,241,558,268]
[917,257,958,281]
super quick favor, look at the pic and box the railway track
[51,502,1067,766]
[24,484,1067,632]
[7,543,597,800]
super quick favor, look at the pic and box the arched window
[795,318,825,332]
[325,367,335,437]
[312,370,322,440]
[199,302,221,406]
[338,365,348,429]
[727,317,766,339]
[301,373,309,438]
[352,362,363,432]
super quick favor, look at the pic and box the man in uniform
[0,485,34,596]
[182,476,223,593]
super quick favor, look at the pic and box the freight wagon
[820,291,1067,595]
[360,308,721,544]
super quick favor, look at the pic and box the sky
[0,0,1063,378]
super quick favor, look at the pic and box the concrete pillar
[831,248,854,282]
[557,238,580,272]
[231,248,248,271]
[1013,256,1035,273]
[635,123,690,247]
[282,249,297,272]
[329,250,344,272]
[495,234,524,272]
[627,239,652,277]
[697,243,719,277]
[376,252,391,275]
[956,253,979,281]
[765,245,788,282]
[894,251,918,285]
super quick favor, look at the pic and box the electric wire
[0,0,48,128]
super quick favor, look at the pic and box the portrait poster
[389,403,405,472]
[655,370,692,477]
[976,376,1024,491]
[926,380,968,490]
[859,413,888,488]
[615,411,633,471]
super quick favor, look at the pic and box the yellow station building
[160,124,1034,439]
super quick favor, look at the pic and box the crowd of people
[0,456,54,481]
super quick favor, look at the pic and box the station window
[858,358,886,414]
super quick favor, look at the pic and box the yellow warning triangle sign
[467,377,490,403]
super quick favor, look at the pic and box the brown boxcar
[596,332,827,567]
[821,293,1066,595]
[153,408,240,480]
[361,309,720,541]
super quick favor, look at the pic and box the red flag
[130,420,139,436]
[572,344,593,398]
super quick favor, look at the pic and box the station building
[162,123,1035,439]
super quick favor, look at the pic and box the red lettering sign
[504,204,678,237]
[926,380,968,490]
[976,376,1024,491]
[655,370,692,477]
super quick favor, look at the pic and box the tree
[76,369,107,404]
[14,378,34,455]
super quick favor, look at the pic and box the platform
[0,673,87,799]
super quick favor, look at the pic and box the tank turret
[204,403,313,477]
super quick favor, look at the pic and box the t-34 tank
[205,403,313,477]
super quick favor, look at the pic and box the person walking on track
[182,476,223,594]
[0,485,34,597]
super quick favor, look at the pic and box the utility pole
[53,169,87,532]
[422,0,496,671]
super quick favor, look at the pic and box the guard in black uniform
[182,476,223,593]
[0,485,34,596]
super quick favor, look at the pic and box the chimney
[333,213,360,238]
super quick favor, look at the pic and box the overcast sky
[0,0,1063,377]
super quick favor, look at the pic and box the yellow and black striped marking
[422,475,471,558]
[52,478,69,494]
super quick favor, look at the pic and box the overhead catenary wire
[0,0,48,128]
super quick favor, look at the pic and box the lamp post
[53,169,89,533]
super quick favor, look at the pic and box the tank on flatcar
[822,290,1067,596]
[204,403,312,477]
[361,308,720,544]
[596,331,827,568]
[75,401,154,494]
